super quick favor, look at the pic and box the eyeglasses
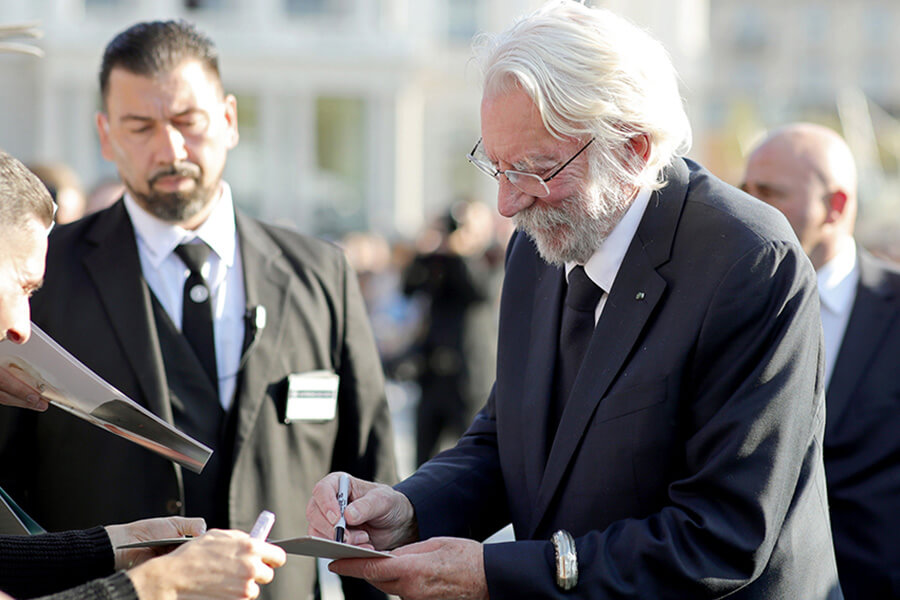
[466,137,594,198]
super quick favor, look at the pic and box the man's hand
[0,365,48,411]
[106,516,206,569]
[306,472,418,550]
[329,537,488,600]
[126,529,286,600]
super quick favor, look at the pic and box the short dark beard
[129,162,216,223]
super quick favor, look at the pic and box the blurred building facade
[702,0,900,252]
[0,0,547,239]
[2,0,899,249]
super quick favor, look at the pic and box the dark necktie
[549,265,604,445]
[174,242,218,392]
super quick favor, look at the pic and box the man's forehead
[105,61,220,113]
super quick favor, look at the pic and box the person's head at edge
[471,0,692,266]
[741,123,858,270]
[0,150,54,344]
[96,20,239,231]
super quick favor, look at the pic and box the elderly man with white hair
[307,1,842,598]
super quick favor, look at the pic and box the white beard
[513,162,634,266]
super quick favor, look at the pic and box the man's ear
[96,112,114,161]
[627,133,651,162]
[224,94,239,149]
[824,189,848,224]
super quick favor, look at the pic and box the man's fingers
[0,371,47,411]
[329,556,401,584]
[258,541,287,568]
[171,516,207,536]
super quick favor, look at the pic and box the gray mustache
[149,163,201,185]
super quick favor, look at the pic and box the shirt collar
[817,236,858,315]
[123,181,237,269]
[566,187,652,291]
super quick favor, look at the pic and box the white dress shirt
[124,183,246,409]
[566,187,652,323]
[817,236,859,387]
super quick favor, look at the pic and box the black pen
[335,473,349,543]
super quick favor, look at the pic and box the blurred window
[802,4,829,47]
[225,94,262,216]
[185,0,229,9]
[85,0,123,6]
[447,0,481,42]
[286,0,347,17]
[863,5,892,45]
[313,96,367,234]
[732,6,767,53]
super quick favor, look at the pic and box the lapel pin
[635,292,645,300]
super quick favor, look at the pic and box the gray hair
[473,0,692,190]
[0,149,55,230]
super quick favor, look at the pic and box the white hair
[473,0,692,191]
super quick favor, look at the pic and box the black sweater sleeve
[0,527,125,598]
[34,572,137,600]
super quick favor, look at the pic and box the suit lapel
[826,248,899,430]
[231,214,291,458]
[81,201,172,423]
[528,160,688,537]
[518,256,565,500]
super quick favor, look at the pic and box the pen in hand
[249,510,276,540]
[335,473,349,543]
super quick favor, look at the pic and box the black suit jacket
[0,200,397,600]
[396,158,842,598]
[825,247,900,599]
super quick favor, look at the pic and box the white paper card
[0,323,212,473]
[117,535,391,560]
[273,536,391,559]
[286,370,339,422]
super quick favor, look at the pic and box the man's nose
[153,124,189,163]
[497,177,536,218]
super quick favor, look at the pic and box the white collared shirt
[124,183,246,409]
[817,236,859,387]
[565,187,652,323]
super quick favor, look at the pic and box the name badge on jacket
[284,370,340,423]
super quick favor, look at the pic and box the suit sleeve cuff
[483,540,559,599]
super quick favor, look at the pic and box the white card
[285,370,339,422]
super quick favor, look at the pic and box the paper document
[0,487,43,535]
[0,323,212,473]
[117,535,391,559]
[273,536,391,559]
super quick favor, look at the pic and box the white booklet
[0,323,212,473]
[116,535,391,559]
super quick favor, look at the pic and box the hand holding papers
[106,516,206,569]
[0,323,212,473]
[117,508,388,560]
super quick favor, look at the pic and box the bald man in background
[742,123,900,599]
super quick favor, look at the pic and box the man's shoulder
[857,246,900,301]
[45,201,129,258]
[680,158,798,249]
[236,213,347,275]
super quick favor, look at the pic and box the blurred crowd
[341,199,513,470]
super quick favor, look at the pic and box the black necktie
[174,242,218,392]
[549,265,604,444]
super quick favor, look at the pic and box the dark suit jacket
[825,247,900,599]
[396,158,842,598]
[0,200,397,600]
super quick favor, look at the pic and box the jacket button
[166,499,183,514]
